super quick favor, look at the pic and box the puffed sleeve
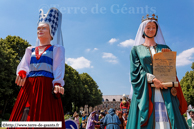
[16,46,33,76]
[52,45,65,87]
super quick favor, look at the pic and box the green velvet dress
[126,44,189,129]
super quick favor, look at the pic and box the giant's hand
[152,78,168,89]
[15,75,26,87]
[162,48,171,52]
[54,85,64,95]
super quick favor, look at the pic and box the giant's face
[144,22,157,38]
[37,23,52,40]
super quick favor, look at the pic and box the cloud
[102,52,118,64]
[176,47,194,66]
[107,60,118,64]
[102,53,117,59]
[94,48,98,51]
[85,48,98,52]
[66,57,93,69]
[118,39,135,47]
[85,49,91,52]
[108,38,118,44]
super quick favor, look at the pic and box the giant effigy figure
[126,14,188,129]
[9,7,66,128]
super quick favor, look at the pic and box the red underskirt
[9,76,66,129]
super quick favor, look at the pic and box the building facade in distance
[80,95,130,114]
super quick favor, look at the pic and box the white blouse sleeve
[147,73,155,83]
[16,46,33,76]
[147,46,156,83]
[52,45,65,87]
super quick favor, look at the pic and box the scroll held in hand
[152,51,178,87]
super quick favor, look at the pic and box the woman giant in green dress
[126,15,189,129]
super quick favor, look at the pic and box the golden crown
[142,14,158,22]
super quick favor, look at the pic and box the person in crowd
[73,111,80,127]
[81,111,87,129]
[123,113,128,129]
[104,110,107,115]
[86,111,97,129]
[99,112,106,129]
[103,108,121,129]
[117,111,124,129]
[99,110,104,120]
[120,94,130,114]
[187,109,194,129]
[95,110,99,124]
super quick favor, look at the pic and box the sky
[0,0,194,96]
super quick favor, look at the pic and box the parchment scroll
[151,51,178,87]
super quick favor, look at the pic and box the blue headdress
[36,7,63,46]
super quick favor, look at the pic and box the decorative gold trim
[142,14,158,22]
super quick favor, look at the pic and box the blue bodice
[27,46,54,78]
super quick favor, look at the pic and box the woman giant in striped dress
[9,7,66,129]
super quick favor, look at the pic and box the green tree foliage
[0,36,30,118]
[62,66,102,114]
[180,62,194,106]
[62,64,84,113]
[79,73,102,109]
